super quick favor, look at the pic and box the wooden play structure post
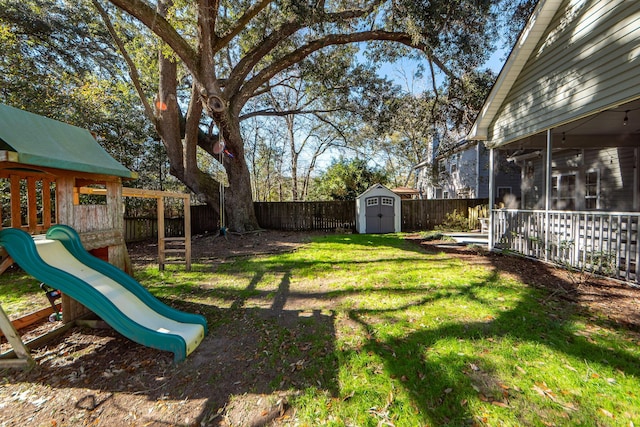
[1,104,196,369]
[118,187,191,271]
[0,104,136,368]
[79,187,192,271]
[0,304,34,369]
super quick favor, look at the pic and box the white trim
[475,143,480,198]
[635,147,639,211]
[551,172,578,210]
[488,148,495,249]
[467,0,564,141]
[544,130,553,262]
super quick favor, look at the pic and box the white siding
[489,0,640,146]
[587,146,635,211]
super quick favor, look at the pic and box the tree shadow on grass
[1,261,339,427]
[3,234,639,426]
[348,262,640,425]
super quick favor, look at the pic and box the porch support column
[634,147,638,211]
[475,143,481,198]
[544,129,553,262]
[488,147,495,249]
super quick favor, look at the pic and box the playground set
[0,103,207,369]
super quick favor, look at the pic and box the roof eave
[467,0,564,141]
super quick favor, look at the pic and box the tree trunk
[213,113,259,232]
[148,0,259,232]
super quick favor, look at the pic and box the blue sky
[375,47,508,94]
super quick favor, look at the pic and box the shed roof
[357,183,399,199]
[0,104,136,179]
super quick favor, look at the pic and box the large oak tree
[96,0,534,231]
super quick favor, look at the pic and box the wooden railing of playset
[1,173,56,235]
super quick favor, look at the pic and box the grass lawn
[2,232,639,426]
[136,233,640,426]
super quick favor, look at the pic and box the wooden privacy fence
[401,199,488,231]
[124,205,216,242]
[124,199,489,240]
[124,217,185,242]
[254,201,355,231]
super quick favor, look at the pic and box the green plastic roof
[0,103,136,179]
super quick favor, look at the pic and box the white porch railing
[492,209,640,284]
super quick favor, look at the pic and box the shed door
[365,196,395,233]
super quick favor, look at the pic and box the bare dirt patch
[1,231,639,427]
[128,229,321,264]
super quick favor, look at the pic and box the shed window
[381,197,394,206]
[366,198,378,207]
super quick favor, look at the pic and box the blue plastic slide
[0,225,207,362]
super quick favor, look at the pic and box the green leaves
[312,157,389,200]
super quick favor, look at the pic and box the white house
[468,0,640,283]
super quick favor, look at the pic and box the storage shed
[355,184,401,234]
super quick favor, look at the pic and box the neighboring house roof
[434,139,479,160]
[468,0,564,142]
[0,103,137,179]
[391,187,420,197]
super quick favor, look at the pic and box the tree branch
[92,0,156,125]
[106,0,200,75]
[240,107,343,121]
[225,17,302,96]
[214,0,272,51]
[238,30,454,106]
[225,1,384,97]
[198,0,218,75]
[313,112,348,145]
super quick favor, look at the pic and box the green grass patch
[1,233,639,426]
[0,267,47,316]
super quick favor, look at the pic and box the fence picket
[123,198,489,241]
